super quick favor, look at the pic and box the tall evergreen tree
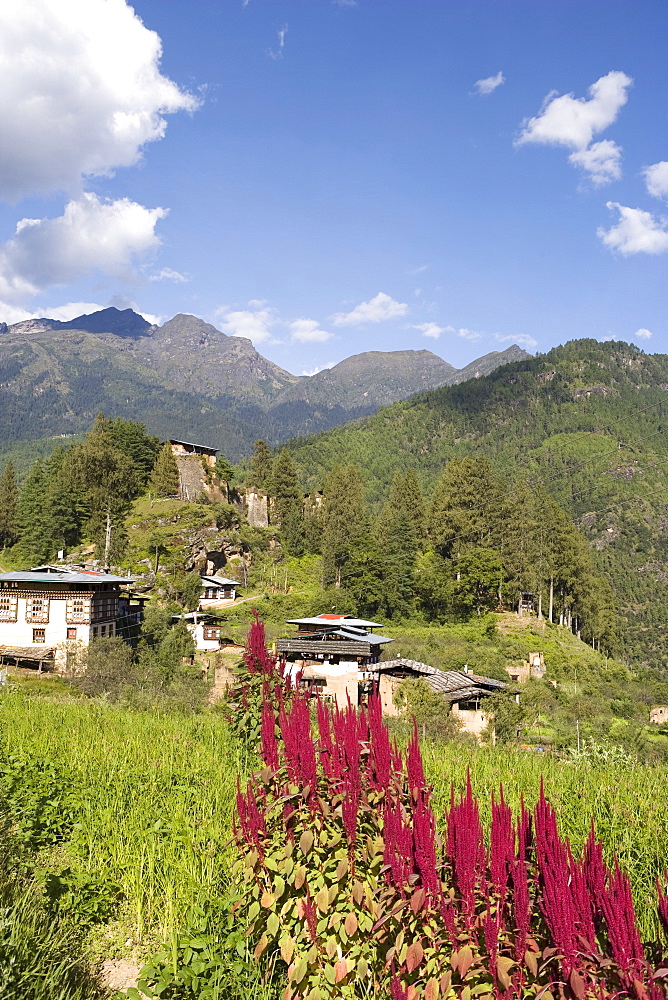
[70,419,138,567]
[106,418,161,488]
[249,440,273,490]
[268,449,305,556]
[430,457,505,559]
[149,443,181,498]
[321,464,368,587]
[0,461,18,549]
[17,461,51,564]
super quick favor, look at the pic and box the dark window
[203,627,220,641]
[33,629,46,643]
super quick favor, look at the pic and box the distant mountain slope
[0,306,530,457]
[286,339,668,671]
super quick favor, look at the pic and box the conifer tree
[149,443,181,498]
[0,460,18,549]
[249,440,273,490]
[268,449,305,556]
[70,417,138,567]
[17,461,51,564]
[321,464,368,587]
[430,457,505,559]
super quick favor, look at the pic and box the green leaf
[267,912,280,937]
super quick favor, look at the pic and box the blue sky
[1,0,667,374]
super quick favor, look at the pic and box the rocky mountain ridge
[0,306,530,458]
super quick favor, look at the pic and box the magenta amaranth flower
[446,773,486,931]
[260,699,279,770]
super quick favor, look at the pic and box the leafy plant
[233,621,668,999]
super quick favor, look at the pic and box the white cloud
[413,322,445,340]
[408,264,429,275]
[598,202,668,255]
[149,267,189,283]
[0,193,166,302]
[269,24,288,60]
[473,71,505,96]
[633,328,653,340]
[644,161,668,200]
[289,318,333,343]
[301,362,336,376]
[413,322,481,342]
[0,0,198,201]
[516,71,632,184]
[568,139,623,186]
[217,304,278,344]
[495,333,538,349]
[332,291,408,327]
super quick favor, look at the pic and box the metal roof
[0,567,134,585]
[332,629,393,646]
[287,615,385,629]
[168,439,218,453]
[200,576,241,588]
[377,659,504,703]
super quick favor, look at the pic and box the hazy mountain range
[0,306,529,459]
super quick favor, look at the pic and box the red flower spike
[658,873,668,940]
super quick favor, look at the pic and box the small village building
[276,614,394,707]
[373,658,506,740]
[0,565,137,671]
[168,439,218,468]
[199,575,241,606]
[650,706,668,726]
[172,611,224,652]
[506,651,546,684]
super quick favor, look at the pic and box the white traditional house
[276,614,394,706]
[172,611,223,652]
[199,575,241,606]
[0,565,137,671]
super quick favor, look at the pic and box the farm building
[275,613,505,738]
[372,658,505,739]
[172,611,225,652]
[276,614,394,706]
[0,565,139,671]
[199,575,241,606]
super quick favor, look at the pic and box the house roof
[172,612,220,624]
[168,439,218,453]
[200,576,241,588]
[377,658,505,703]
[0,566,134,585]
[287,615,384,629]
[333,629,393,646]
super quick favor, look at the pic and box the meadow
[1,679,668,1000]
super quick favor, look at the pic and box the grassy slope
[1,682,667,949]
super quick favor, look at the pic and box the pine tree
[107,418,161,488]
[0,460,18,549]
[70,421,138,567]
[321,465,368,587]
[430,457,505,559]
[387,468,427,545]
[249,440,273,490]
[17,461,51,564]
[268,449,305,556]
[149,443,181,498]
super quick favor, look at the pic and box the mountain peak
[52,306,153,338]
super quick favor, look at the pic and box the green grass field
[2,679,667,968]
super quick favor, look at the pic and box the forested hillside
[286,339,668,669]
